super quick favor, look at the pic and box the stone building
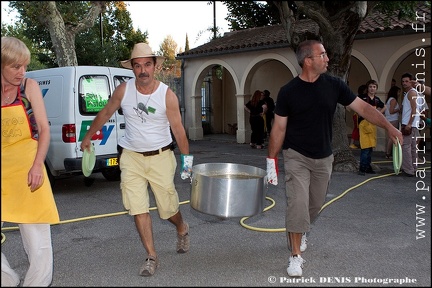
[176,5,430,151]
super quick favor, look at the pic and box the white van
[26,66,134,183]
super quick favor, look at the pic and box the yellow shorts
[119,148,179,219]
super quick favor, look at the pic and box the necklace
[134,81,156,122]
[1,91,15,105]
[2,95,12,105]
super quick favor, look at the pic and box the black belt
[139,143,172,157]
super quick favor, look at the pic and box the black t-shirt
[246,99,266,116]
[264,96,275,113]
[357,94,385,123]
[274,74,356,158]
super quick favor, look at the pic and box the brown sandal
[139,255,159,277]
[177,223,190,253]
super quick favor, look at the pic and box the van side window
[114,75,132,87]
[113,75,133,116]
[78,75,110,115]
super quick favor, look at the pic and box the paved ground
[2,134,431,287]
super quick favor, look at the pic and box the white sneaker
[287,255,305,277]
[300,233,307,252]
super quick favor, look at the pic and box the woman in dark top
[245,90,267,149]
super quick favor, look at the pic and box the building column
[188,94,204,140]
[236,94,251,144]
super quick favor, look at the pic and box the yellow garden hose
[1,200,190,244]
[2,163,430,243]
[240,165,431,232]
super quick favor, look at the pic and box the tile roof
[177,4,430,59]
[358,4,430,34]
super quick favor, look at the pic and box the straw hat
[120,43,165,69]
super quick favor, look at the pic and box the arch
[191,59,239,96]
[240,53,298,94]
[380,37,431,90]
[351,49,379,83]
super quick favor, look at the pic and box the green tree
[6,1,147,67]
[1,22,46,71]
[8,1,106,66]
[74,1,147,66]
[224,1,280,30]
[185,33,190,52]
[159,35,178,69]
[223,1,429,171]
[157,35,181,83]
[194,1,224,45]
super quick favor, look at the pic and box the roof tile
[178,3,430,58]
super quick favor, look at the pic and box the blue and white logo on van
[41,89,49,98]
[78,120,114,145]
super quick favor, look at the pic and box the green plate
[393,138,402,175]
[82,145,96,177]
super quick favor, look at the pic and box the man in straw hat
[81,42,192,277]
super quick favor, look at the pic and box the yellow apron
[1,99,59,224]
[358,119,377,149]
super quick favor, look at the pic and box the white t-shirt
[384,97,400,122]
[401,88,421,128]
[417,92,429,115]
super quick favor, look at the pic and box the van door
[109,69,134,147]
[76,73,119,164]
[76,68,134,181]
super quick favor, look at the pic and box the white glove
[180,154,194,180]
[266,157,278,185]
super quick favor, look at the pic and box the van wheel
[101,167,121,181]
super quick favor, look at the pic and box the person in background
[80,43,191,277]
[391,78,397,88]
[413,80,431,98]
[414,80,429,150]
[245,90,267,149]
[357,79,386,175]
[400,73,421,177]
[384,86,401,158]
[349,112,360,149]
[358,84,368,96]
[266,40,401,277]
[419,84,432,129]
[1,36,60,286]
[263,89,275,140]
[349,84,367,149]
[411,79,431,133]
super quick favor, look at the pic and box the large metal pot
[190,163,267,218]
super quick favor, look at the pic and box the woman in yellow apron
[1,36,59,287]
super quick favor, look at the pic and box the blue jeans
[359,147,373,171]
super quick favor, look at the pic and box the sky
[1,1,230,52]
[126,1,230,51]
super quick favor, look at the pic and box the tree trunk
[332,104,359,171]
[44,2,77,66]
[40,1,106,67]
[275,1,369,172]
[321,6,365,172]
